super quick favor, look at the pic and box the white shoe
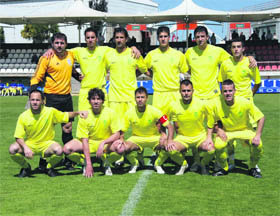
[105,166,113,176]
[154,165,165,174]
[255,164,261,173]
[175,164,188,175]
[190,162,200,172]
[128,165,138,174]
[115,157,124,167]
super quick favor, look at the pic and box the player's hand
[63,122,72,133]
[24,146,34,159]
[200,138,214,151]
[252,135,261,146]
[43,48,54,59]
[79,111,88,119]
[84,165,94,178]
[96,142,105,158]
[159,134,167,147]
[165,141,176,151]
[131,46,141,59]
[248,56,257,68]
[112,139,126,154]
[217,128,227,141]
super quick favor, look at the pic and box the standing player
[43,27,141,110]
[118,87,173,174]
[104,27,147,121]
[145,26,189,117]
[9,89,87,177]
[208,80,264,178]
[30,33,77,169]
[219,38,261,170]
[167,80,215,175]
[63,88,123,177]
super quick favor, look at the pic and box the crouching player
[167,80,215,175]
[209,79,264,178]
[9,89,87,177]
[118,87,174,174]
[63,88,123,178]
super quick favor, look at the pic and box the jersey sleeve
[30,56,50,85]
[68,47,80,62]
[153,107,169,127]
[219,48,231,65]
[249,104,264,123]
[218,62,226,82]
[52,108,69,124]
[110,110,122,133]
[76,118,89,139]
[144,52,152,69]
[14,115,26,139]
[206,103,218,129]
[136,56,147,73]
[252,67,261,84]
[179,53,189,73]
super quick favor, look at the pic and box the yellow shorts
[75,138,106,153]
[127,135,161,151]
[215,129,263,150]
[153,91,181,118]
[78,88,108,111]
[174,133,207,149]
[26,140,56,157]
[109,101,135,119]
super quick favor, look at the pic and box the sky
[152,0,271,42]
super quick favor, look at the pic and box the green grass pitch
[0,94,279,216]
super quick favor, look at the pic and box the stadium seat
[16,49,21,54]
[20,64,26,69]
[11,58,16,64]
[0,59,5,64]
[10,49,16,54]
[269,55,275,61]
[6,68,12,73]
[12,68,18,73]
[21,49,27,54]
[16,59,23,64]
[22,58,28,64]
[8,53,14,59]
[24,68,29,73]
[271,65,278,70]
[27,49,32,54]
[31,64,37,69]
[263,56,269,61]
[0,68,6,73]
[278,65,280,70]
[18,53,24,59]
[24,53,30,59]
[258,65,264,71]
[25,64,31,69]
[32,49,37,54]
[17,68,24,73]
[14,63,20,68]
[265,65,271,71]
[8,64,15,69]
[5,59,11,64]
[13,53,19,59]
[2,64,8,69]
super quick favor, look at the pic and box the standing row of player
[9,25,263,178]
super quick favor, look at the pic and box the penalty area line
[120,170,153,216]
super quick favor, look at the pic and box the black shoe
[201,165,210,175]
[47,168,59,177]
[38,157,48,172]
[63,158,75,170]
[18,164,31,178]
[213,169,228,176]
[249,168,262,178]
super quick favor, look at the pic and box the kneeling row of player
[9,79,264,178]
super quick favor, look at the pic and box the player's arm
[136,56,148,74]
[68,111,88,119]
[130,46,141,59]
[247,56,257,68]
[200,127,215,151]
[30,57,49,91]
[252,83,261,96]
[96,131,121,158]
[15,138,33,159]
[252,116,265,146]
[72,67,83,82]
[82,138,93,178]
[252,66,261,96]
[179,53,189,74]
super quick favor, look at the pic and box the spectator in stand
[261,32,266,41]
[31,54,39,64]
[188,33,193,45]
[0,49,8,58]
[231,30,239,40]
[249,31,259,41]
[273,33,277,41]
[240,32,246,42]
[210,33,216,45]
[266,30,273,40]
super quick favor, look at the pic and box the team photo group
[9,25,264,179]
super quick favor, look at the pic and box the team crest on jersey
[67,58,72,66]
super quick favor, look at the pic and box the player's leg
[212,136,229,176]
[9,142,31,177]
[197,135,215,175]
[63,139,84,165]
[43,141,63,177]
[121,140,140,174]
[168,140,188,175]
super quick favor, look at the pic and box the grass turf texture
[0,94,279,216]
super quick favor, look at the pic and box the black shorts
[45,93,73,113]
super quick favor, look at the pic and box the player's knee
[53,145,63,156]
[9,143,19,155]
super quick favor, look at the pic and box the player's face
[89,95,103,111]
[85,31,98,50]
[180,84,193,103]
[29,92,43,113]
[222,84,236,103]
[195,31,209,48]
[135,92,148,108]
[231,42,244,58]
[158,32,170,49]
[52,38,67,55]
[115,32,127,50]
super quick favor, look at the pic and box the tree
[89,0,108,34]
[21,24,59,43]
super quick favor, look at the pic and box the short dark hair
[157,26,170,37]
[87,88,105,102]
[29,89,45,100]
[194,26,208,37]
[135,86,148,96]
[180,79,193,88]
[84,27,98,37]
[51,32,67,43]
[222,79,235,88]
[231,37,244,47]
[113,27,129,38]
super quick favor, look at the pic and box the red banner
[230,22,251,29]
[126,24,147,31]
[177,22,197,30]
